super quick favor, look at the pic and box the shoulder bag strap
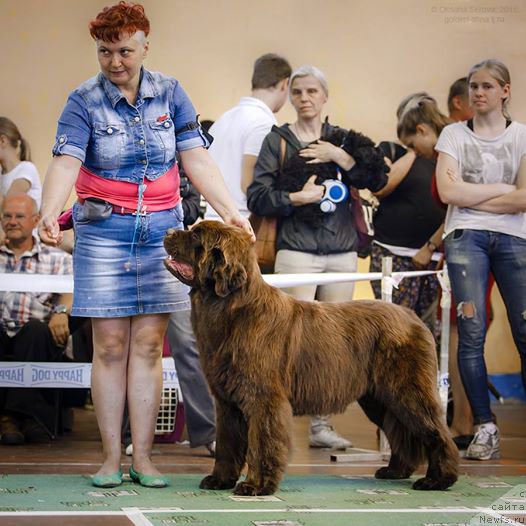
[389,141,396,161]
[279,136,286,170]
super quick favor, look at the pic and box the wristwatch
[52,304,68,315]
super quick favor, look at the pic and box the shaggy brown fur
[163,221,458,496]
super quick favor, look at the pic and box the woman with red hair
[38,2,252,488]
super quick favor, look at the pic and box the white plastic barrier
[0,270,439,294]
[0,357,180,390]
[0,267,448,402]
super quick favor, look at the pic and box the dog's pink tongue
[169,259,194,280]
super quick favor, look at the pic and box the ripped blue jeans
[445,229,526,424]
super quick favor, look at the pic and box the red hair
[89,1,150,42]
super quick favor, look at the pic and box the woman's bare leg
[128,313,170,475]
[91,317,131,476]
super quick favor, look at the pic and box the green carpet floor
[1,474,525,525]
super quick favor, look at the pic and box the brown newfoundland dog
[164,221,458,496]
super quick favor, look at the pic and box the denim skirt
[71,201,190,317]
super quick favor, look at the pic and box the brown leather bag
[248,213,278,273]
[248,137,286,274]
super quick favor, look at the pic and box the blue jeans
[445,229,526,424]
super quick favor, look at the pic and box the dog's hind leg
[413,430,458,491]
[380,388,458,491]
[200,400,248,491]
[233,396,293,496]
[410,403,459,491]
[358,393,416,480]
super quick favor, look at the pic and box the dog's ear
[211,248,248,297]
[196,227,248,297]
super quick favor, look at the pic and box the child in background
[0,117,42,209]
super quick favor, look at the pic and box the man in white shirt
[206,53,292,219]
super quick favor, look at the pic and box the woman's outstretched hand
[226,214,255,242]
[38,215,63,246]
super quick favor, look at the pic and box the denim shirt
[53,68,210,183]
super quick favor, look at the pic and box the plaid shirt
[0,238,73,337]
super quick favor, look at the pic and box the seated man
[0,193,74,445]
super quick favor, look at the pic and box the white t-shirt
[1,161,42,209]
[435,121,526,239]
[206,97,277,219]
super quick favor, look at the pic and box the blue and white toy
[320,179,349,213]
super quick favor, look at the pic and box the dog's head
[164,220,253,298]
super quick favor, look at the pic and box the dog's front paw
[233,481,260,496]
[375,466,412,480]
[412,475,456,491]
[199,474,237,490]
[258,484,278,495]
[233,481,278,496]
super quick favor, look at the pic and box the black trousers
[0,318,86,434]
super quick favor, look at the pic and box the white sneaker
[465,423,500,460]
[125,443,133,456]
[206,440,216,457]
[309,425,352,449]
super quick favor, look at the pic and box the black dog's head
[164,221,254,298]
[341,130,389,191]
